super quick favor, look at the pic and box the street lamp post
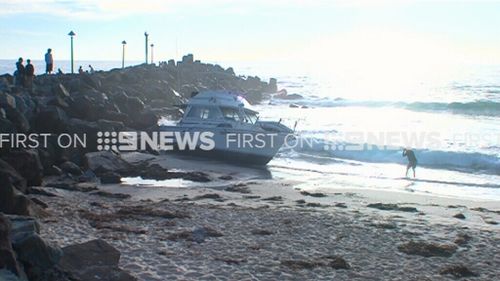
[150,43,154,64]
[68,31,76,74]
[121,40,127,69]
[144,32,149,64]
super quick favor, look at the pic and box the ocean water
[2,59,499,201]
[229,61,500,201]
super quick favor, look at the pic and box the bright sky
[1,0,500,68]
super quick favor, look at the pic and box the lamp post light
[150,43,154,64]
[121,40,127,69]
[144,32,149,64]
[68,31,76,74]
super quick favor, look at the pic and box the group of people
[14,57,35,90]
[14,49,53,91]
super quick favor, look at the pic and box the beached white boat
[159,90,294,165]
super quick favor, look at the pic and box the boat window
[220,107,242,122]
[186,106,220,120]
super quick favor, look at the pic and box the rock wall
[0,55,278,280]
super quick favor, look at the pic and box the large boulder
[84,151,132,176]
[59,239,136,281]
[0,160,27,193]
[33,106,69,133]
[2,149,43,187]
[0,173,31,216]
[8,215,63,281]
[0,214,23,278]
[12,232,62,271]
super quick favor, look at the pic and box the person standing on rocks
[25,59,35,92]
[45,48,54,74]
[15,57,25,86]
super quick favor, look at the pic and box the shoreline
[34,152,499,280]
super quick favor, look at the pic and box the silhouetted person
[57,68,63,75]
[45,48,53,74]
[88,64,95,73]
[403,148,417,178]
[25,59,35,92]
[78,65,84,74]
[15,57,25,86]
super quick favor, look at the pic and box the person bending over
[403,148,417,178]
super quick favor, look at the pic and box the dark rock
[214,256,246,265]
[367,203,418,213]
[53,83,70,98]
[453,213,466,219]
[0,214,22,277]
[225,184,251,194]
[439,264,478,278]
[60,161,83,176]
[262,196,283,201]
[12,232,62,270]
[0,173,31,216]
[454,233,472,246]
[99,172,122,184]
[2,149,43,187]
[84,151,132,176]
[0,159,27,193]
[335,203,347,208]
[59,239,136,281]
[281,256,350,270]
[167,226,223,243]
[398,241,457,257]
[29,187,58,197]
[295,199,306,204]
[251,229,274,235]
[218,175,233,180]
[0,269,23,281]
[97,119,125,131]
[194,193,221,200]
[29,197,49,209]
[306,202,323,207]
[90,191,130,199]
[33,106,69,133]
[300,191,327,197]
[46,165,63,176]
[116,205,190,219]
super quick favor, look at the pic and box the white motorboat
[159,90,294,165]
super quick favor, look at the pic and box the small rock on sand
[454,233,472,246]
[281,256,350,270]
[300,191,327,197]
[251,229,274,235]
[439,264,478,278]
[398,241,457,257]
[262,196,283,201]
[453,213,466,219]
[367,203,418,213]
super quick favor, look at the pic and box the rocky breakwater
[0,55,278,280]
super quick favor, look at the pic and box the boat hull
[159,125,289,166]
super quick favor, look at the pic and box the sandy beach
[32,153,499,281]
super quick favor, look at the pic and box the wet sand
[35,153,500,280]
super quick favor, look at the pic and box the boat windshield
[186,106,221,120]
[243,109,258,124]
[220,107,243,122]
